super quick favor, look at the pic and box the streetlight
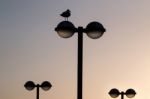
[24,81,52,99]
[55,13,106,99]
[109,88,136,99]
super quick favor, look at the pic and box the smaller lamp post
[109,88,136,99]
[24,81,52,99]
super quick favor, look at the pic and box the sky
[0,0,150,99]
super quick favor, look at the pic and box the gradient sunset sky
[1,0,150,99]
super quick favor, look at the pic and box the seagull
[60,9,71,21]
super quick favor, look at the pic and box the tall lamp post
[55,15,106,99]
[109,88,136,99]
[24,81,52,99]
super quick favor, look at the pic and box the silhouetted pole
[121,92,124,99]
[36,84,40,99]
[77,27,83,99]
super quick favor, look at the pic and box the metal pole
[36,84,40,99]
[77,27,83,99]
[121,92,124,99]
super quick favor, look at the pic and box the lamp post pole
[77,27,83,99]
[121,92,124,99]
[36,84,40,99]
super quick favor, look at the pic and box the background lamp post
[55,18,106,99]
[109,88,136,99]
[24,81,52,99]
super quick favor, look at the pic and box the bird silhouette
[60,9,71,21]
